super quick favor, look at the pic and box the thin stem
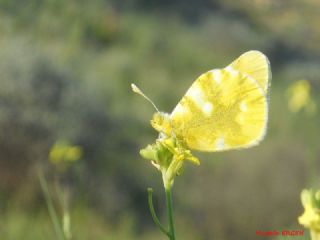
[165,187,175,240]
[147,188,170,237]
[38,172,65,240]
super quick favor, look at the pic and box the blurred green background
[0,0,319,239]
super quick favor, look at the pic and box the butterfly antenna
[131,83,160,112]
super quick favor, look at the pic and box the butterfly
[133,50,271,153]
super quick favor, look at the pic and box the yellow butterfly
[133,50,271,152]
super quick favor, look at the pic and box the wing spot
[240,101,248,112]
[203,102,213,116]
[172,103,187,116]
[186,84,206,108]
[210,70,222,84]
[215,137,225,150]
[225,66,238,77]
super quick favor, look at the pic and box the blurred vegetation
[0,0,319,239]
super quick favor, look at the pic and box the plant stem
[38,172,65,240]
[165,186,175,240]
[147,188,170,236]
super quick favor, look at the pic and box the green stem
[165,186,175,240]
[38,172,65,240]
[147,188,170,237]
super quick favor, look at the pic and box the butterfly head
[132,83,201,188]
[131,84,174,136]
[151,112,172,136]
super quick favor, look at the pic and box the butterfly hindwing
[170,52,270,152]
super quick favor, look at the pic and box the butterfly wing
[170,52,270,152]
[228,50,271,93]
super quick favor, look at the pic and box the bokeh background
[0,0,320,239]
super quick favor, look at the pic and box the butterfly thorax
[149,112,200,168]
[151,112,172,136]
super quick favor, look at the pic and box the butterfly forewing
[228,50,271,93]
[170,62,268,152]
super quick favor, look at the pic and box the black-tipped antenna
[131,83,160,112]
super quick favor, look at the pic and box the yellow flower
[311,231,320,240]
[49,141,82,171]
[287,80,317,114]
[299,189,320,239]
[140,136,200,189]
